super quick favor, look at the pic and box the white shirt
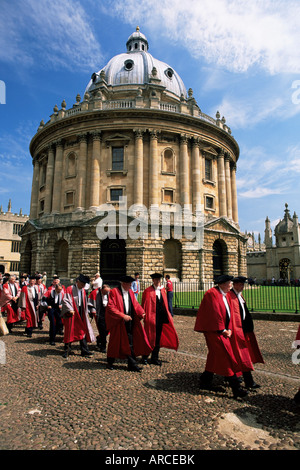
[121,286,129,314]
[78,288,82,306]
[9,283,17,297]
[219,287,231,319]
[29,286,36,298]
[153,284,162,299]
[233,288,246,320]
[93,277,103,289]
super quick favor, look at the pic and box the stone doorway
[100,237,126,281]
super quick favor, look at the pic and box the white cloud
[107,0,300,74]
[236,144,297,199]
[0,0,103,71]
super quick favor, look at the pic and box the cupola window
[124,59,134,71]
[165,68,174,79]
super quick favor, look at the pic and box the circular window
[124,59,134,71]
[165,68,174,79]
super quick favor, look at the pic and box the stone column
[225,154,232,220]
[44,144,55,214]
[51,140,64,214]
[76,133,88,210]
[191,137,201,212]
[133,128,144,206]
[217,149,227,217]
[89,132,101,209]
[180,134,189,206]
[149,129,159,206]
[231,163,239,223]
[29,157,40,219]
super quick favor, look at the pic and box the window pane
[164,189,174,203]
[205,159,211,180]
[112,147,124,170]
[110,188,123,201]
[206,196,214,209]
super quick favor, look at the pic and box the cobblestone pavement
[0,314,299,452]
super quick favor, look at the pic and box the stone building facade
[20,27,247,284]
[247,204,300,283]
[0,200,29,275]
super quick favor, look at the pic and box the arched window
[213,239,228,280]
[163,239,182,280]
[162,148,175,174]
[55,239,69,277]
[66,153,76,178]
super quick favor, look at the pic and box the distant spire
[8,199,11,212]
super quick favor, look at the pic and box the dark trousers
[96,315,108,350]
[48,308,63,343]
[64,337,90,354]
[167,291,174,316]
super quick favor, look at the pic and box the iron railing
[135,281,300,313]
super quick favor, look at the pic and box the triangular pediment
[200,146,218,157]
[19,219,39,236]
[104,133,131,143]
[204,217,241,235]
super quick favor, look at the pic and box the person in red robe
[141,273,179,366]
[88,284,111,352]
[19,275,39,337]
[47,275,66,294]
[105,275,152,372]
[35,275,47,329]
[229,276,264,389]
[0,275,21,333]
[194,275,253,398]
[61,274,95,358]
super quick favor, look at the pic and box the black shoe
[141,358,148,365]
[62,350,71,358]
[150,358,162,366]
[50,341,56,346]
[81,351,93,358]
[245,381,261,389]
[107,364,114,370]
[128,365,142,372]
[232,387,249,399]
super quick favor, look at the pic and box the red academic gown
[61,285,95,344]
[228,290,264,365]
[194,286,253,376]
[141,285,179,351]
[105,287,152,359]
[19,285,38,328]
[0,281,22,323]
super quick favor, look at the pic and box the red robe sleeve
[194,287,231,332]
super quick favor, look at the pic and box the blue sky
[1,0,300,242]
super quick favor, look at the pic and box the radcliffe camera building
[20,27,247,283]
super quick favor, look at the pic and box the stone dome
[275,203,294,234]
[86,27,187,100]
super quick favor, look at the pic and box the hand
[221,329,232,338]
[123,314,132,322]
